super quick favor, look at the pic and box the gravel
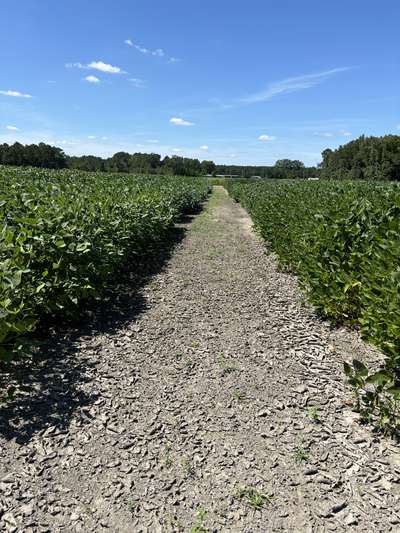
[0,186,399,532]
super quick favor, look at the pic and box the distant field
[0,166,209,361]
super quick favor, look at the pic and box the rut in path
[0,186,399,533]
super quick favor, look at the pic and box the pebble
[304,468,318,476]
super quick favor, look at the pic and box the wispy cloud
[170,117,194,126]
[241,68,351,104]
[66,61,126,74]
[128,78,146,88]
[6,125,19,131]
[125,39,164,56]
[0,89,32,98]
[85,75,100,83]
[258,134,276,141]
[55,139,80,146]
[125,39,180,63]
[313,130,352,138]
[313,132,334,138]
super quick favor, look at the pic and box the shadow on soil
[0,213,197,445]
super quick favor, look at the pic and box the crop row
[226,179,400,432]
[0,166,209,362]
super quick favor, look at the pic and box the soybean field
[0,166,209,363]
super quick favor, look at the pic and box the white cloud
[101,136,108,140]
[66,61,125,74]
[124,39,133,46]
[172,148,183,153]
[200,145,209,150]
[147,139,159,143]
[128,78,146,88]
[85,75,100,83]
[170,117,194,126]
[0,89,32,98]
[88,61,124,74]
[88,135,96,139]
[168,57,180,64]
[241,67,351,104]
[258,134,276,141]
[6,125,19,131]
[340,130,352,137]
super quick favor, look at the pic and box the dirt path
[1,186,399,532]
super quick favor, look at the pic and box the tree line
[0,142,66,169]
[1,135,399,180]
[0,143,317,178]
[0,142,216,175]
[320,135,400,180]
[214,159,319,179]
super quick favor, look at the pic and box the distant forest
[320,135,400,180]
[1,135,399,180]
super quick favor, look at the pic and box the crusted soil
[0,186,399,532]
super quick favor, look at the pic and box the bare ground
[0,186,399,532]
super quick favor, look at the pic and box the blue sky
[0,0,398,165]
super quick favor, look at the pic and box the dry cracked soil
[0,186,399,532]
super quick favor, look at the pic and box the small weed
[344,359,400,436]
[192,340,200,348]
[183,459,195,478]
[307,406,320,422]
[191,524,208,533]
[127,499,136,513]
[190,507,208,533]
[294,441,310,464]
[233,389,246,401]
[218,352,226,366]
[236,487,271,510]
[218,353,237,375]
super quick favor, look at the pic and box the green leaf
[36,282,46,293]
[386,386,400,400]
[343,362,353,377]
[352,359,368,377]
[366,370,394,387]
